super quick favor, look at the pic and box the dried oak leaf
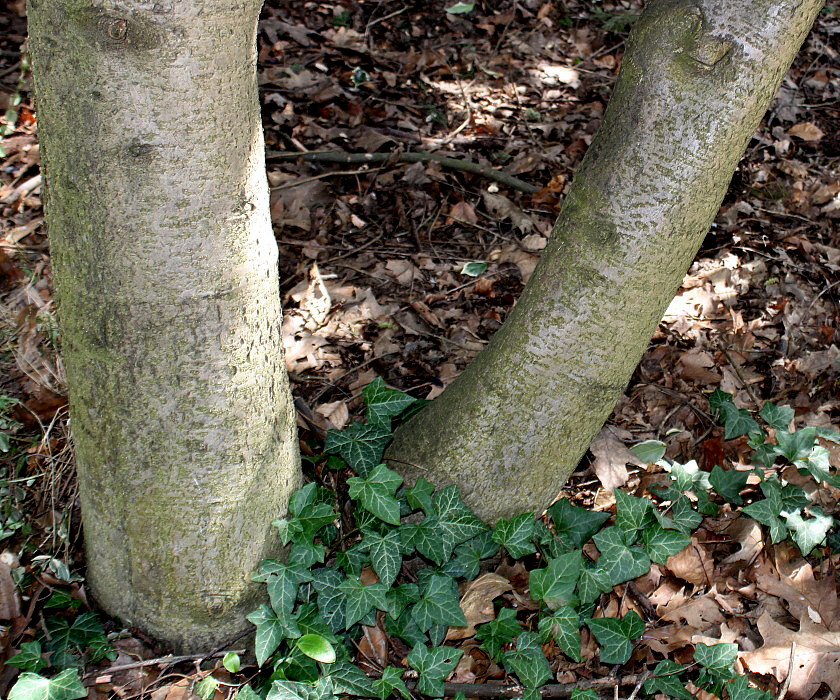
[741,612,840,700]
[446,573,513,641]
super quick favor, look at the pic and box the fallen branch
[265,150,541,194]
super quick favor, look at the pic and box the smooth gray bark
[27,0,300,650]
[387,0,823,522]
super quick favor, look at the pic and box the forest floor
[0,0,838,698]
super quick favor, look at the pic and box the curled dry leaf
[788,121,825,141]
[0,555,21,620]
[446,572,513,640]
[665,537,713,586]
[358,623,389,672]
[588,426,643,491]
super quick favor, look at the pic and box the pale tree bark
[27,0,300,651]
[387,0,823,522]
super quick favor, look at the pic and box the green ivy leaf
[503,632,552,689]
[412,575,466,632]
[643,660,693,700]
[538,607,582,662]
[235,686,263,700]
[719,401,761,439]
[253,560,314,616]
[641,522,690,564]
[726,674,773,700]
[777,427,816,462]
[665,459,711,494]
[404,478,435,515]
[326,659,377,697]
[338,577,389,629]
[267,678,337,700]
[411,487,488,564]
[547,499,610,549]
[194,677,218,700]
[709,389,733,418]
[614,490,655,536]
[324,423,392,477]
[586,611,645,665]
[310,568,348,633]
[371,667,410,700]
[759,402,794,432]
[347,464,403,525]
[406,644,464,698]
[222,652,240,673]
[709,465,749,505]
[785,507,833,555]
[6,641,47,673]
[670,496,702,534]
[529,551,582,609]
[359,528,403,588]
[246,604,301,666]
[272,501,336,547]
[44,612,107,654]
[475,607,521,662]
[592,528,650,585]
[570,690,599,700]
[8,670,87,700]
[442,532,499,580]
[386,609,427,647]
[694,642,738,684]
[629,440,667,463]
[445,1,476,13]
[363,378,418,427]
[576,562,613,604]
[742,499,787,544]
[795,446,840,486]
[492,513,537,559]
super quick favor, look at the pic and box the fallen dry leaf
[446,573,513,640]
[788,121,825,142]
[357,623,389,672]
[741,612,840,700]
[0,554,21,620]
[665,537,713,586]
[658,587,726,629]
[588,426,643,490]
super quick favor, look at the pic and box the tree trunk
[386,0,823,522]
[27,0,300,651]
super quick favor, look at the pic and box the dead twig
[266,150,541,194]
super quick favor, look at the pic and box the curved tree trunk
[387,0,823,522]
[27,0,300,651]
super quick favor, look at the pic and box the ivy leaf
[406,644,464,698]
[310,568,348,633]
[719,402,761,439]
[273,501,336,546]
[371,667,410,700]
[571,691,599,700]
[266,678,337,700]
[547,499,610,548]
[538,607,582,662]
[326,659,377,697]
[347,464,403,525]
[475,607,522,662]
[288,542,326,568]
[6,641,47,673]
[614,490,655,536]
[529,551,582,609]
[503,632,552,689]
[8,670,87,700]
[777,427,816,462]
[643,660,693,700]
[194,677,219,700]
[726,674,773,700]
[694,642,738,682]
[385,583,420,620]
[670,496,702,534]
[44,612,106,653]
[412,575,466,632]
[246,604,301,666]
[586,611,645,665]
[742,499,787,544]
[593,528,650,585]
[629,440,667,463]
[442,532,499,580]
[709,389,734,418]
[709,465,749,505]
[236,686,263,700]
[386,610,427,648]
[363,378,418,426]
[795,446,840,486]
[324,423,392,477]
[404,478,435,515]
[760,402,794,432]
[492,513,537,559]
[253,560,313,616]
[338,577,389,629]
[296,634,336,664]
[641,522,690,564]
[359,529,403,588]
[576,562,613,604]
[665,459,711,493]
[785,507,833,555]
[445,2,476,15]
[412,487,488,564]
[222,652,241,673]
